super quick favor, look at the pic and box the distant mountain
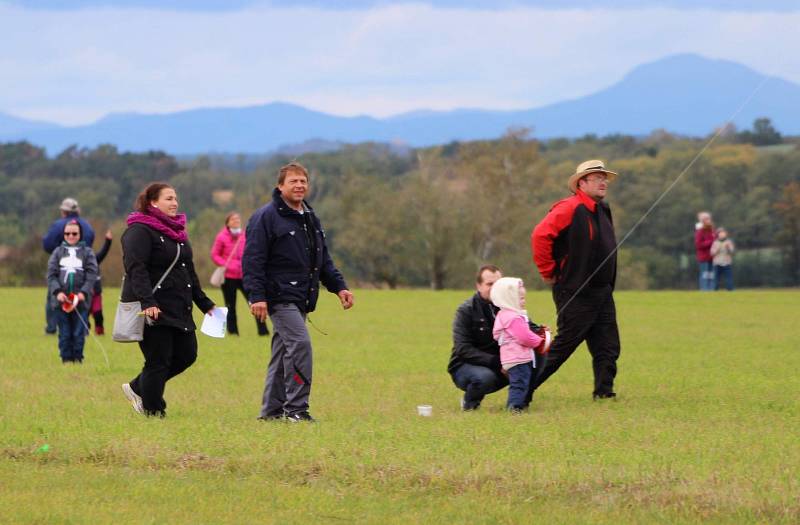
[2,54,799,155]
[0,112,60,136]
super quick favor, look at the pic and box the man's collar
[575,189,598,212]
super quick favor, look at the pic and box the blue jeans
[507,361,535,409]
[698,261,715,291]
[57,308,88,362]
[714,265,733,291]
[451,363,507,409]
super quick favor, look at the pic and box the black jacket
[93,236,112,294]
[242,188,347,314]
[533,190,617,293]
[447,293,501,374]
[121,223,214,332]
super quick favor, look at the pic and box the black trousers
[531,285,621,396]
[221,278,269,335]
[130,325,198,414]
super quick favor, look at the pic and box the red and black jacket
[531,190,617,292]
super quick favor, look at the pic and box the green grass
[1,287,798,524]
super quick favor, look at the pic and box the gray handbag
[112,244,181,343]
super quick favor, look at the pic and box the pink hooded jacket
[210,227,245,279]
[490,277,544,369]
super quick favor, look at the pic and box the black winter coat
[447,293,501,374]
[121,223,214,332]
[242,188,347,314]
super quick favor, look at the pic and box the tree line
[1,120,798,289]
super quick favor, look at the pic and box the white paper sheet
[200,306,228,338]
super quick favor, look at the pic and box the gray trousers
[260,303,313,418]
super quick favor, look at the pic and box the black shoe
[285,411,315,423]
[593,392,617,401]
[460,396,480,411]
[257,414,284,421]
[144,410,166,418]
[46,328,57,335]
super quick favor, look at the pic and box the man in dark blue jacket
[42,198,96,334]
[243,162,354,422]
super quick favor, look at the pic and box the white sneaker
[122,383,144,415]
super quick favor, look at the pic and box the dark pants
[507,362,534,409]
[129,325,198,415]
[45,292,58,333]
[56,308,89,362]
[714,265,733,291]
[221,278,269,335]
[531,285,621,397]
[451,363,508,409]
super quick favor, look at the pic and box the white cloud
[0,2,797,125]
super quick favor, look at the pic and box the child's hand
[56,292,67,303]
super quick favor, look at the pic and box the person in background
[120,183,215,418]
[90,229,113,335]
[42,198,96,334]
[210,212,269,336]
[694,211,716,291]
[711,227,735,291]
[47,220,98,363]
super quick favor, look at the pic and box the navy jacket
[242,188,347,314]
[43,214,96,253]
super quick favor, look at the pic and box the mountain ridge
[2,54,797,154]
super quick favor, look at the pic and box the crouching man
[447,265,508,411]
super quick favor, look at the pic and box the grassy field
[1,287,798,524]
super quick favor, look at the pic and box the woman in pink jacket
[211,212,269,336]
[491,277,550,413]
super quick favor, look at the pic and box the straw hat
[568,160,617,193]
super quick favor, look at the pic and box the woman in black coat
[120,182,215,417]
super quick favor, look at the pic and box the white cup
[417,405,432,417]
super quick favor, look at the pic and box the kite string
[554,73,772,317]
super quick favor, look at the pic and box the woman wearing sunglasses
[46,219,98,363]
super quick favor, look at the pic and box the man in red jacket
[530,160,621,400]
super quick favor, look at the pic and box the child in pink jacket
[490,277,551,412]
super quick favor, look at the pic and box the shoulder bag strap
[221,235,242,269]
[151,243,181,293]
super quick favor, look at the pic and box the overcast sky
[1,0,798,125]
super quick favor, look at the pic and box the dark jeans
[507,362,534,409]
[532,285,621,397]
[221,278,269,335]
[451,363,508,409]
[129,325,198,415]
[714,265,733,291]
[45,292,57,333]
[56,308,89,362]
